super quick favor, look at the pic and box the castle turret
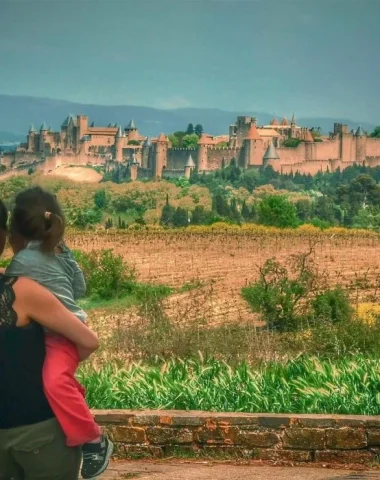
[153,133,168,178]
[243,123,262,168]
[115,125,124,161]
[303,129,314,161]
[184,154,196,179]
[39,122,49,153]
[27,124,36,152]
[130,151,139,181]
[126,119,139,142]
[290,113,296,138]
[263,141,280,168]
[77,115,88,146]
[355,125,367,163]
[141,137,151,169]
[198,134,210,171]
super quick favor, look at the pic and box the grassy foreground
[78,356,380,415]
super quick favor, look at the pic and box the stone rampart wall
[94,410,380,465]
[206,147,241,170]
[167,149,196,170]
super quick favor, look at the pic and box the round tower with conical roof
[141,137,151,169]
[197,134,210,172]
[130,151,139,181]
[290,113,297,139]
[154,133,168,178]
[39,122,49,153]
[243,123,263,167]
[126,119,138,142]
[355,125,367,164]
[115,125,124,161]
[27,124,36,152]
[184,154,196,179]
[263,141,280,168]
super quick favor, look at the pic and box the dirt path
[99,460,370,479]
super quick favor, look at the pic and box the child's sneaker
[81,435,114,479]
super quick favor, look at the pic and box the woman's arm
[14,277,99,352]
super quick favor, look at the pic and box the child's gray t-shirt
[6,241,87,322]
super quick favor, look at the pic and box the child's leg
[43,335,101,447]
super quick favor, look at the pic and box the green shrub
[258,195,299,228]
[73,249,136,300]
[311,288,353,324]
[242,254,315,331]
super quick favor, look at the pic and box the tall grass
[79,355,380,415]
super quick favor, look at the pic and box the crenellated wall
[206,147,242,170]
[167,148,197,170]
[366,138,380,157]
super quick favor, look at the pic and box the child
[6,187,113,480]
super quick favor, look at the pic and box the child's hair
[11,187,65,252]
[0,200,7,231]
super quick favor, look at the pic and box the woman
[0,199,99,480]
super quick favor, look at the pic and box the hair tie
[45,211,52,220]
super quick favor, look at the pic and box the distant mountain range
[0,94,376,143]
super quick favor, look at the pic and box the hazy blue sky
[1,0,379,122]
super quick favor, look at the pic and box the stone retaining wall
[94,410,380,465]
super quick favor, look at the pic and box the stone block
[194,426,240,444]
[283,428,325,450]
[131,414,160,426]
[325,428,367,450]
[171,415,205,427]
[255,448,312,462]
[93,409,135,425]
[159,415,173,425]
[146,427,193,444]
[237,430,280,448]
[293,415,335,429]
[367,430,380,446]
[110,426,147,444]
[214,414,259,426]
[258,414,291,429]
[366,417,380,428]
[334,416,367,427]
[315,450,374,465]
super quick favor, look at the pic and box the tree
[94,189,108,209]
[186,123,194,135]
[369,126,380,138]
[241,201,251,221]
[182,134,199,149]
[160,203,175,227]
[128,140,140,146]
[258,195,299,228]
[213,194,230,217]
[168,134,180,148]
[191,205,212,225]
[173,207,189,227]
[194,124,203,137]
[295,198,313,222]
[230,197,241,223]
[314,196,336,225]
[105,218,113,229]
[283,138,301,148]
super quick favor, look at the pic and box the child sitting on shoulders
[6,186,113,480]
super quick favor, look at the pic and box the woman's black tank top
[0,275,54,429]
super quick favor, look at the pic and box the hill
[0,94,375,142]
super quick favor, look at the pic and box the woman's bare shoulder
[12,276,45,295]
